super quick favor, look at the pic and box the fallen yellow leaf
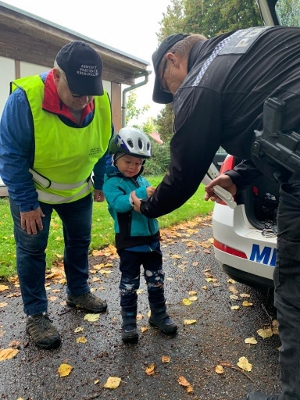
[257,328,273,339]
[182,298,192,306]
[145,363,155,376]
[0,285,9,292]
[242,301,253,307]
[231,305,240,310]
[215,365,225,374]
[240,293,251,298]
[188,291,197,296]
[74,327,84,333]
[0,302,8,308]
[58,363,73,377]
[76,336,87,344]
[141,326,149,333]
[227,279,236,284]
[178,376,194,393]
[188,296,198,301]
[84,314,100,322]
[103,376,121,389]
[245,337,258,345]
[162,355,170,363]
[0,348,19,361]
[237,356,252,372]
[184,319,197,325]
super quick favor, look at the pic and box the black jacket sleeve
[140,87,221,218]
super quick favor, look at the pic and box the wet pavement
[0,215,281,400]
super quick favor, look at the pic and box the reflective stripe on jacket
[11,75,111,203]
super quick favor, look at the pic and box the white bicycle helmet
[109,127,152,159]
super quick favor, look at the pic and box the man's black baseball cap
[152,33,190,104]
[56,41,104,96]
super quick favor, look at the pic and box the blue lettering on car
[249,244,276,266]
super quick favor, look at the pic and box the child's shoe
[121,307,138,344]
[149,305,177,335]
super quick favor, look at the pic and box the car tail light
[214,238,247,259]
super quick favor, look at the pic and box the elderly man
[0,41,113,349]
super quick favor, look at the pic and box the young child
[103,127,177,343]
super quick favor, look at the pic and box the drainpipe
[121,70,151,127]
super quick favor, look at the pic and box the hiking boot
[122,324,139,344]
[149,307,177,335]
[26,312,61,350]
[246,392,279,400]
[66,292,107,313]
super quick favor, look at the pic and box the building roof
[0,1,150,85]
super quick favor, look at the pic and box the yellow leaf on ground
[58,363,73,377]
[240,293,251,298]
[136,313,144,320]
[237,357,252,372]
[188,296,198,301]
[230,295,239,300]
[162,355,170,363]
[103,376,121,389]
[227,279,236,284]
[245,337,258,345]
[76,336,87,343]
[182,298,192,306]
[257,328,273,339]
[0,302,8,308]
[171,254,182,259]
[84,314,100,322]
[141,326,149,333]
[202,286,208,290]
[178,376,191,387]
[231,305,240,310]
[242,301,253,307]
[74,327,84,333]
[0,348,19,361]
[0,285,9,292]
[215,365,225,374]
[145,363,155,376]
[184,319,197,325]
[178,376,194,393]
[94,379,99,384]
[189,291,197,296]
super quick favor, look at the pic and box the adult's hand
[204,174,237,203]
[20,206,45,234]
[94,189,105,202]
[146,186,156,197]
[131,191,142,213]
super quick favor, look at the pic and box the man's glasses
[61,74,83,98]
[160,56,172,94]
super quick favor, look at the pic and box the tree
[276,0,300,27]
[125,91,150,126]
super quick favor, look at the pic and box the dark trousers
[118,244,165,310]
[9,194,93,316]
[274,180,300,399]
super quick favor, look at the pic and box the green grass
[0,176,213,279]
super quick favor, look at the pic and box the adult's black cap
[152,33,190,104]
[56,41,104,96]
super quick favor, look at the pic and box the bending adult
[131,27,300,400]
[0,41,113,350]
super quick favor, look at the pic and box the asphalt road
[0,215,281,400]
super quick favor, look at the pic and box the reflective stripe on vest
[29,168,90,190]
[36,178,94,203]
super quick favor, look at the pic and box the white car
[211,155,278,290]
[0,176,8,197]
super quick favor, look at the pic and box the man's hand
[204,174,237,203]
[20,206,45,234]
[131,191,142,213]
[146,186,156,197]
[94,189,105,202]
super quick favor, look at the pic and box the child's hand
[146,186,156,197]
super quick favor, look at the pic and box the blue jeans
[118,245,165,309]
[9,193,93,316]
